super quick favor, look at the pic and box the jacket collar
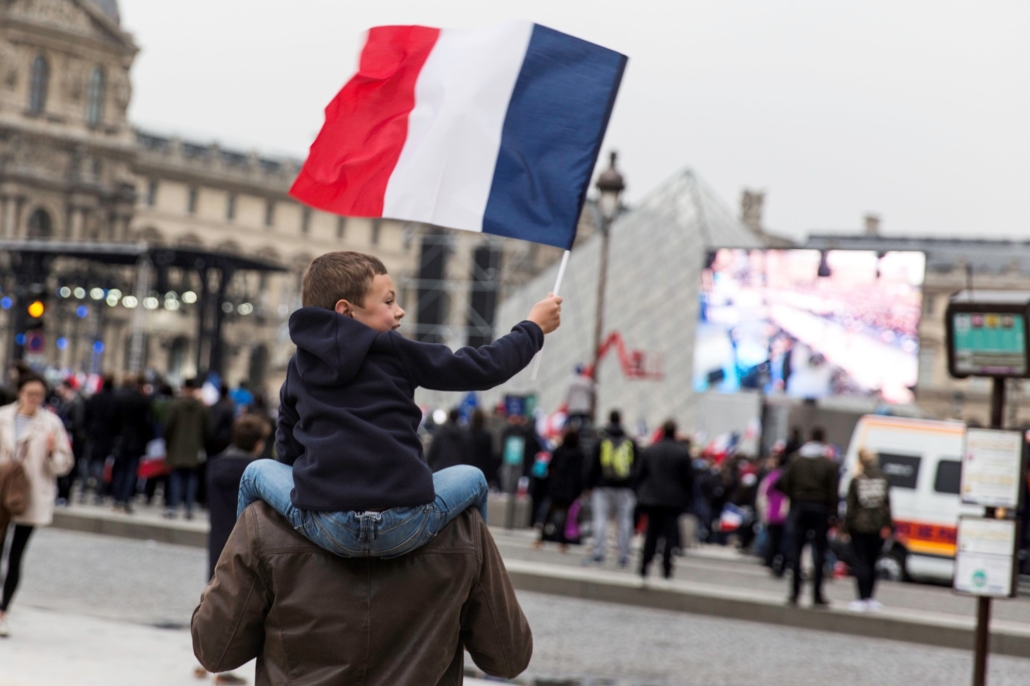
[0,403,47,453]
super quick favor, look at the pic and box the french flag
[290,21,627,250]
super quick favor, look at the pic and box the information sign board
[954,517,1018,597]
[951,312,1027,376]
[961,428,1024,509]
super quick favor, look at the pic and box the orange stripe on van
[893,519,958,559]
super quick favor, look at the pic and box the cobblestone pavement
[5,528,1030,685]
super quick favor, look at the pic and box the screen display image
[952,312,1027,376]
[695,249,925,403]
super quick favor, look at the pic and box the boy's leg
[237,460,305,529]
[431,465,489,524]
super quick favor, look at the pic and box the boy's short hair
[232,415,270,453]
[302,251,388,310]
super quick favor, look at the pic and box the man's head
[448,407,460,424]
[183,378,199,396]
[810,427,826,444]
[608,409,622,426]
[661,419,677,440]
[232,414,270,456]
[302,251,404,333]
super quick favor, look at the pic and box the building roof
[89,0,119,23]
[806,234,1030,275]
[416,167,767,426]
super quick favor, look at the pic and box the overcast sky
[119,1,1029,241]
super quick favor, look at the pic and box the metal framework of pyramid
[417,168,767,430]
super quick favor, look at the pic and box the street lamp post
[590,151,625,424]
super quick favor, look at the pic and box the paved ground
[3,527,1030,686]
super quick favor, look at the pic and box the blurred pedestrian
[469,409,497,488]
[636,420,693,579]
[499,414,539,494]
[82,374,118,504]
[565,364,594,432]
[533,427,584,552]
[163,379,211,520]
[111,375,153,514]
[53,379,86,505]
[243,393,276,461]
[842,448,893,612]
[207,384,235,458]
[756,452,790,577]
[774,427,838,608]
[229,380,254,411]
[426,408,473,472]
[0,372,73,637]
[585,409,639,567]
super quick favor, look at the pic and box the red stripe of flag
[289,25,441,217]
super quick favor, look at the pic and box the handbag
[0,443,31,517]
[137,438,170,479]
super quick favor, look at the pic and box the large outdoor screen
[694,249,926,404]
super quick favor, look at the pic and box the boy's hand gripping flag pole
[290,19,626,369]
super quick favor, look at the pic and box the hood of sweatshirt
[288,307,380,387]
[798,441,827,459]
[603,423,626,439]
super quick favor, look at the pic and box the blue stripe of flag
[482,24,627,250]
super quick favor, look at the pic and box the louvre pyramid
[417,168,767,429]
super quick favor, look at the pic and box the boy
[238,251,561,557]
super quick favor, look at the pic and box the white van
[841,415,982,582]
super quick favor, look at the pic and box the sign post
[945,292,1030,686]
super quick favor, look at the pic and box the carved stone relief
[10,0,92,33]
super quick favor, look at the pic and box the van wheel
[876,547,907,582]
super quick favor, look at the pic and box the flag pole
[530,249,570,381]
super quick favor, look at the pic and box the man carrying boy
[236,251,561,558]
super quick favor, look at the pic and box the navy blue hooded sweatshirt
[277,307,544,512]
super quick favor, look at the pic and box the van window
[877,452,921,489]
[934,459,962,495]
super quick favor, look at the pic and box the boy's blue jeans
[237,461,489,558]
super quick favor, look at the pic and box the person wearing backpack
[585,410,639,567]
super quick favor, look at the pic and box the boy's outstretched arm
[393,294,561,392]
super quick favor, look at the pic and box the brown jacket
[192,502,533,685]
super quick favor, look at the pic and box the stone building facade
[0,0,567,393]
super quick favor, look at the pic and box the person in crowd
[499,413,541,495]
[235,251,559,561]
[426,407,473,472]
[193,503,532,684]
[756,451,790,577]
[774,427,838,607]
[207,384,235,459]
[533,427,584,552]
[732,457,760,551]
[111,375,153,514]
[0,362,28,407]
[565,364,594,432]
[142,382,175,507]
[784,426,803,458]
[242,394,276,461]
[195,414,270,685]
[53,379,86,506]
[585,409,639,567]
[468,409,497,488]
[841,448,893,612]
[163,379,211,520]
[636,420,693,580]
[82,374,119,504]
[0,372,73,637]
[229,381,254,412]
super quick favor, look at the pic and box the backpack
[599,435,634,481]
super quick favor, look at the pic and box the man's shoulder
[243,501,484,557]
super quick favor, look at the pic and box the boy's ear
[334,299,354,317]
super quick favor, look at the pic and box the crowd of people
[423,407,895,609]
[0,363,275,639]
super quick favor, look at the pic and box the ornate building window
[264,200,275,228]
[371,219,381,245]
[28,55,49,114]
[226,193,236,221]
[301,208,311,235]
[188,187,198,215]
[146,179,158,206]
[86,67,106,126]
[26,209,53,240]
[337,216,346,239]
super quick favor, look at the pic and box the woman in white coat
[0,372,73,637]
